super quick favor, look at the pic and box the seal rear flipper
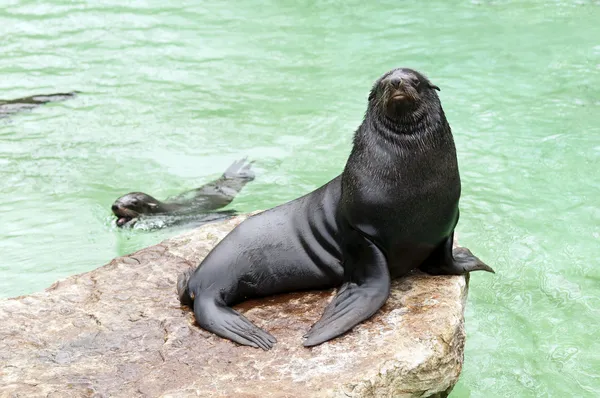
[303,234,391,347]
[214,158,255,198]
[222,157,255,181]
[193,295,277,350]
[451,246,495,273]
[419,233,496,275]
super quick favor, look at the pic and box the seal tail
[193,294,277,350]
[176,268,195,307]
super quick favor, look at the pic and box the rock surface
[0,213,469,398]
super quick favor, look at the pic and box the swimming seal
[178,67,495,350]
[112,158,254,227]
[0,92,78,117]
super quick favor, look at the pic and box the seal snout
[116,216,132,227]
[384,73,417,102]
[388,76,404,89]
[111,201,138,227]
[391,90,407,101]
[378,71,423,120]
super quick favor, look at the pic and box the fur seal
[178,67,495,350]
[0,92,78,117]
[112,158,254,228]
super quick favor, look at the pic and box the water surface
[1,1,599,396]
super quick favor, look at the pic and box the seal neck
[159,202,186,213]
[356,106,452,153]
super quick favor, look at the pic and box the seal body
[112,158,254,228]
[185,177,345,300]
[180,68,494,350]
[341,105,461,278]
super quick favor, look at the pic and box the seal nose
[111,204,119,213]
[389,77,403,88]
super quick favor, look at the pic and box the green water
[1,0,599,396]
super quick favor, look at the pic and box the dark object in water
[0,92,78,117]
[112,158,255,228]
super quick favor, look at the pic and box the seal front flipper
[193,294,277,350]
[303,234,391,347]
[419,232,495,275]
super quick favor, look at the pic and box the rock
[0,213,469,398]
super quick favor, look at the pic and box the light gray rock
[0,213,469,398]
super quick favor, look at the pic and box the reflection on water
[1,1,599,396]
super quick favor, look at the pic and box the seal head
[369,68,441,125]
[111,192,162,227]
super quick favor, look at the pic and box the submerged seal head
[368,67,441,126]
[111,192,163,227]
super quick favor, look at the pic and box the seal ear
[368,86,378,102]
[367,78,382,102]
[429,83,441,91]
